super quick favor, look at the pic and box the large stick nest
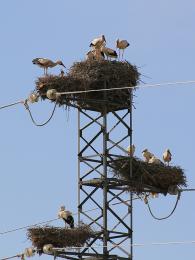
[36,60,140,112]
[27,224,94,251]
[110,156,187,193]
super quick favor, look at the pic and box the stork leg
[122,50,124,60]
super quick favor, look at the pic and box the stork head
[102,35,106,42]
[166,149,172,155]
[57,60,66,68]
[60,205,65,211]
[142,149,148,153]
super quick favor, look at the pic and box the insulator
[28,93,39,103]
[24,247,35,257]
[46,89,59,100]
[43,244,54,254]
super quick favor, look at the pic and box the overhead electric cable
[52,239,195,250]
[23,101,57,127]
[0,100,24,110]
[0,198,137,236]
[146,191,181,220]
[2,240,195,260]
[0,187,194,236]
[56,80,195,96]
[0,255,22,260]
[1,80,195,112]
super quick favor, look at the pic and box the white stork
[101,46,118,60]
[148,155,163,165]
[116,39,130,60]
[126,144,135,156]
[60,69,65,77]
[32,58,66,75]
[142,149,154,162]
[163,149,172,165]
[86,49,105,61]
[90,35,106,49]
[58,206,74,228]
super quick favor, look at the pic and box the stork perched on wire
[90,35,106,49]
[163,149,172,165]
[100,45,118,60]
[32,58,66,75]
[116,39,130,60]
[58,206,74,228]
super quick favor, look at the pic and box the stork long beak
[61,63,66,68]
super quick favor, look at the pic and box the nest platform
[27,224,94,252]
[36,60,140,112]
[110,156,186,193]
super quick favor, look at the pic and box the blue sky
[0,0,195,259]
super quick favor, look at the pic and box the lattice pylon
[77,105,133,260]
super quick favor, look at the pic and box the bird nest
[35,60,140,112]
[110,156,187,193]
[27,224,94,252]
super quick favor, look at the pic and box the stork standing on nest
[163,149,172,166]
[90,35,106,49]
[142,149,154,162]
[126,144,135,156]
[101,45,118,60]
[148,155,163,165]
[32,58,66,75]
[116,39,130,60]
[58,206,74,228]
[86,49,105,61]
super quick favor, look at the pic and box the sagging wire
[0,92,58,127]
[144,191,181,220]
[23,99,58,127]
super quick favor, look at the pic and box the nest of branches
[27,224,94,252]
[110,156,187,193]
[36,60,140,112]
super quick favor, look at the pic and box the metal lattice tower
[76,91,133,260]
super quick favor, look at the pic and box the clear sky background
[0,0,195,259]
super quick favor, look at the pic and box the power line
[57,80,195,96]
[0,100,24,110]
[52,239,195,250]
[23,101,57,127]
[146,191,181,220]
[0,187,194,236]
[0,199,136,236]
[0,255,22,260]
[2,240,195,260]
[1,79,195,112]
[0,218,59,235]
